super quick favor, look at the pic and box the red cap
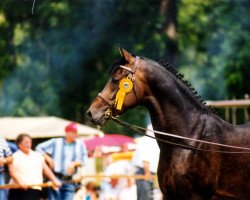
[65,122,78,133]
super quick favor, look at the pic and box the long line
[111,116,250,154]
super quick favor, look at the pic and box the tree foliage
[0,0,249,134]
[178,0,250,99]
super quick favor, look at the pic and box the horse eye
[111,78,119,84]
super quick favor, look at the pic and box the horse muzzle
[86,108,108,126]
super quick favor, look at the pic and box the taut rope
[110,116,250,154]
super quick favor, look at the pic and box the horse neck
[142,65,214,137]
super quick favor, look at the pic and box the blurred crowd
[0,123,162,200]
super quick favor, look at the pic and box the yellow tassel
[114,78,133,110]
[115,90,126,110]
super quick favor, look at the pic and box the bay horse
[86,47,250,200]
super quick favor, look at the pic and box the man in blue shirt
[36,122,88,200]
[0,137,13,200]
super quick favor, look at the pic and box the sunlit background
[0,0,249,134]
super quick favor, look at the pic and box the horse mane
[158,59,218,115]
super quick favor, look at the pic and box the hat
[65,122,78,133]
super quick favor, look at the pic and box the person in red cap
[36,122,88,200]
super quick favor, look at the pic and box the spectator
[118,178,137,200]
[36,122,88,200]
[7,142,18,153]
[101,159,136,200]
[0,137,13,200]
[85,181,98,200]
[99,176,121,200]
[73,181,99,200]
[131,124,160,200]
[8,133,61,200]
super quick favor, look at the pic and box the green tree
[178,0,250,100]
[0,0,249,134]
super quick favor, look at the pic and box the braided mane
[157,59,218,115]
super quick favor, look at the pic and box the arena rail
[0,174,157,189]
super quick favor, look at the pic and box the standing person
[36,122,88,200]
[99,176,121,200]
[0,137,13,200]
[8,133,61,200]
[131,124,160,200]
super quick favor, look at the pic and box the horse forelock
[108,57,127,75]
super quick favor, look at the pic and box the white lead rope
[110,116,250,153]
[132,124,250,151]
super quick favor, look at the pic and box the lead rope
[110,116,250,154]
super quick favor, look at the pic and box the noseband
[98,56,140,117]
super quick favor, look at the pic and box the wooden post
[232,107,237,125]
[225,107,230,122]
[206,99,250,124]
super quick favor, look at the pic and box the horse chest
[170,151,193,174]
[157,150,215,199]
[163,150,198,175]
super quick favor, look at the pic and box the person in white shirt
[100,158,137,200]
[131,124,160,200]
[8,133,61,200]
[99,176,121,200]
[118,178,137,200]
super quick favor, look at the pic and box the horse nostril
[86,110,92,119]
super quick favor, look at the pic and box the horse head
[86,47,147,126]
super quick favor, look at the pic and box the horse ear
[119,46,135,65]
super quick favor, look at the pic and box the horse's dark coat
[87,48,250,200]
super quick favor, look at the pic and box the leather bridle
[97,56,140,117]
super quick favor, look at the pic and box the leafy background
[0,0,249,135]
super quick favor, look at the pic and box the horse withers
[86,47,250,200]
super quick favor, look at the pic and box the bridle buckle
[104,109,112,118]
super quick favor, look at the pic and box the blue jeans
[0,172,7,200]
[48,182,75,200]
[135,167,154,200]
